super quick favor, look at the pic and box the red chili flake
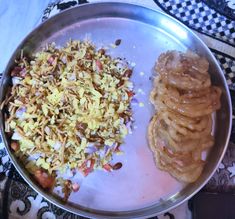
[47,56,54,65]
[96,60,103,71]
[89,158,95,168]
[85,53,92,60]
[76,122,87,130]
[63,180,72,201]
[11,66,23,77]
[79,161,86,174]
[80,161,87,170]
[98,49,105,55]
[19,68,27,77]
[114,145,121,153]
[126,90,135,98]
[10,141,19,151]
[118,81,124,88]
[19,97,26,104]
[34,169,55,189]
[123,69,132,78]
[82,159,95,176]
[72,183,80,192]
[103,163,113,172]
[83,168,92,176]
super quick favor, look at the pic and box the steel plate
[0,2,232,218]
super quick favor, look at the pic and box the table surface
[0,0,234,219]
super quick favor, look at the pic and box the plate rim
[0,2,232,218]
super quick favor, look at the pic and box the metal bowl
[0,2,232,218]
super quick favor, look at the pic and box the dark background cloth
[0,0,234,218]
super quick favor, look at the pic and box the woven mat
[0,0,234,218]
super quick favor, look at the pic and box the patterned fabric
[153,0,235,46]
[203,142,235,193]
[201,0,235,20]
[42,0,89,21]
[0,0,234,218]
[0,140,11,176]
[211,49,235,90]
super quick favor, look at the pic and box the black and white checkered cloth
[154,0,235,46]
[211,50,235,90]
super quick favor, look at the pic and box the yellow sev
[4,40,134,177]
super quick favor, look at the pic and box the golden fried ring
[161,110,211,132]
[148,114,214,153]
[159,71,211,91]
[157,80,220,105]
[157,145,204,166]
[157,50,209,75]
[148,50,221,183]
[158,148,204,171]
[148,114,159,152]
[156,127,214,153]
[158,93,220,118]
[155,152,204,183]
[158,112,212,140]
[150,78,221,117]
[148,115,209,182]
[155,51,211,90]
[153,82,221,118]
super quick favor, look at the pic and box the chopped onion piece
[12,77,22,85]
[12,132,22,140]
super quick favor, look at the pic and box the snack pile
[2,40,134,196]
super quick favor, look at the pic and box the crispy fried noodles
[2,40,134,194]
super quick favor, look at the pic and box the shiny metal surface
[0,2,232,218]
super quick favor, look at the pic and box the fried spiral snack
[148,50,221,183]
[156,50,211,90]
